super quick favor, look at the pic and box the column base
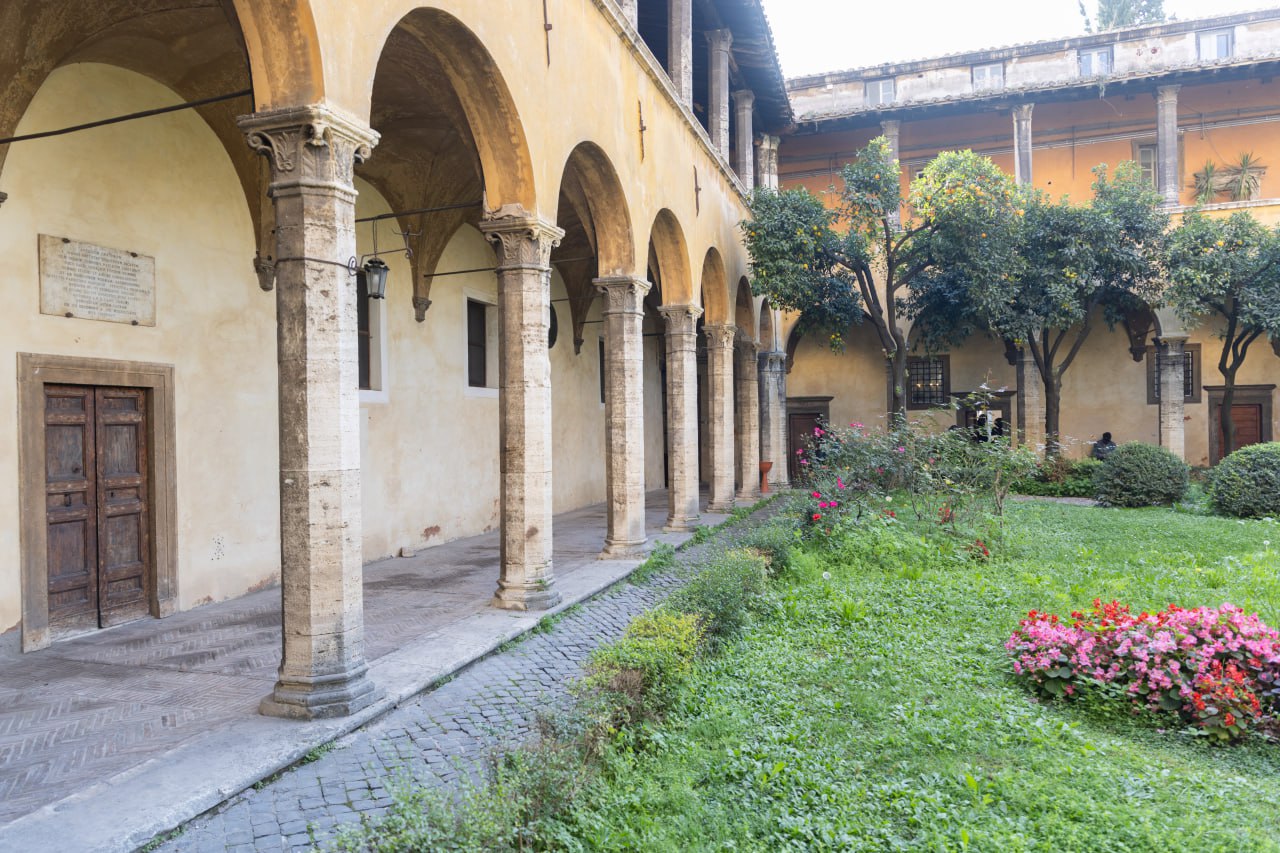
[492,579,562,612]
[259,666,383,720]
[736,488,761,503]
[663,514,700,533]
[706,499,736,513]
[600,538,648,560]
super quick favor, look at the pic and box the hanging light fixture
[360,257,390,299]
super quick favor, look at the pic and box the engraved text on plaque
[39,235,156,326]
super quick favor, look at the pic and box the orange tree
[743,138,1018,418]
[1166,210,1280,457]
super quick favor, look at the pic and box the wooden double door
[44,384,151,635]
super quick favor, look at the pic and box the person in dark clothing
[1091,431,1117,460]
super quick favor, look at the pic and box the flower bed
[1006,599,1280,742]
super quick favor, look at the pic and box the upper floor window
[866,78,895,106]
[1078,46,1113,77]
[972,62,1004,92]
[1136,143,1158,188]
[357,275,372,390]
[1198,28,1234,61]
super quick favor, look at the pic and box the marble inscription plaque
[39,235,156,326]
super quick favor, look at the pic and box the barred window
[1146,344,1201,404]
[907,356,950,409]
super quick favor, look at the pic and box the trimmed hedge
[1210,442,1280,518]
[1093,442,1189,508]
[1014,458,1102,498]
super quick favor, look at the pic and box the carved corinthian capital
[479,205,564,269]
[238,105,379,188]
[594,277,652,315]
[659,303,703,337]
[703,322,738,349]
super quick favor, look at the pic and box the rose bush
[1006,599,1280,742]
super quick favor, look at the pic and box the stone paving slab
[0,491,734,853]
[153,508,766,852]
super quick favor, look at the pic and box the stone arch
[734,276,757,341]
[364,8,536,213]
[760,298,777,351]
[649,210,694,306]
[552,142,635,352]
[230,0,326,109]
[699,248,730,324]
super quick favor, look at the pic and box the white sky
[760,1,1275,78]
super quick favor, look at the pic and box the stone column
[758,350,789,489]
[733,89,755,191]
[707,29,733,160]
[479,208,565,611]
[618,0,638,28]
[660,304,702,531]
[704,323,737,512]
[1156,85,1181,207]
[1017,344,1045,455]
[735,338,762,501]
[1013,104,1034,186]
[880,119,901,227]
[240,105,381,720]
[668,0,693,106]
[756,134,780,191]
[596,276,651,557]
[1158,335,1188,460]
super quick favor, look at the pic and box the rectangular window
[467,299,488,388]
[1198,28,1234,60]
[866,78,895,106]
[907,355,950,410]
[357,274,371,390]
[1078,47,1113,77]
[972,62,1004,92]
[599,338,607,404]
[1146,343,1201,404]
[1136,143,1158,188]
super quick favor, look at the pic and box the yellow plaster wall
[0,64,281,631]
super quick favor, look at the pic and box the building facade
[0,0,794,720]
[780,9,1280,468]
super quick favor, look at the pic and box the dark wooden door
[95,388,151,626]
[788,412,822,483]
[1216,404,1263,461]
[44,385,150,634]
[44,386,100,634]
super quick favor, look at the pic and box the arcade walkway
[0,491,732,852]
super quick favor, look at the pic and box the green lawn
[551,502,1280,851]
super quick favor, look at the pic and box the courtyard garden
[332,424,1280,852]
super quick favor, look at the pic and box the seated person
[1091,431,1117,460]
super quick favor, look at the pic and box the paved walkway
[0,491,733,853]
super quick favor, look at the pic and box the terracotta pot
[759,460,773,493]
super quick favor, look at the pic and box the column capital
[732,88,755,108]
[1013,103,1034,122]
[1156,84,1181,103]
[659,302,703,332]
[880,118,901,135]
[594,276,651,314]
[735,335,761,357]
[760,349,787,372]
[706,28,733,51]
[239,105,378,189]
[1157,333,1191,345]
[479,206,564,270]
[704,322,737,348]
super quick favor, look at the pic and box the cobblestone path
[157,524,750,852]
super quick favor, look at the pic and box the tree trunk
[889,348,907,422]
[1044,376,1063,458]
[1220,368,1239,458]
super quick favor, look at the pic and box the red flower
[1224,712,1237,727]
[812,513,822,521]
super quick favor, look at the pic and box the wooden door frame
[18,354,177,652]
[1205,384,1274,464]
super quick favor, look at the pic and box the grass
[543,502,1280,851]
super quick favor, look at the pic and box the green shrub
[586,609,702,725]
[1210,442,1280,518]
[1093,442,1189,507]
[1015,458,1102,497]
[668,550,769,648]
[738,520,798,577]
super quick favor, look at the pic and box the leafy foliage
[1167,211,1280,456]
[667,550,770,650]
[744,139,1016,414]
[586,609,703,727]
[1014,457,1103,497]
[1210,442,1280,519]
[1080,0,1165,32]
[1094,441,1190,507]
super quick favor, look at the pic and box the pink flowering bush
[1006,599,1280,742]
